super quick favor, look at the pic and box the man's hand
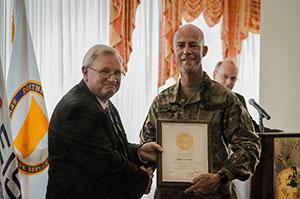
[184,173,220,195]
[140,166,154,194]
[138,142,163,162]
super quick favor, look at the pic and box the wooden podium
[251,133,300,199]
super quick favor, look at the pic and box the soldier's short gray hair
[172,24,205,52]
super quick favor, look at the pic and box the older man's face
[83,53,122,100]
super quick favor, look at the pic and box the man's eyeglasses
[87,66,125,80]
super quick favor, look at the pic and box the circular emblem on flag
[9,80,48,175]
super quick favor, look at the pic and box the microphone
[248,98,271,120]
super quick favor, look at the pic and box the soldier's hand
[184,173,220,195]
[138,142,163,162]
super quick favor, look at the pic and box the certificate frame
[157,119,212,187]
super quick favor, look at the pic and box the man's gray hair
[214,61,223,70]
[82,44,123,68]
[214,59,236,71]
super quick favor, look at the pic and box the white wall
[260,0,300,132]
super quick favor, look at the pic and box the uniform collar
[171,72,210,104]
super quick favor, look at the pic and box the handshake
[140,166,154,194]
[138,142,163,194]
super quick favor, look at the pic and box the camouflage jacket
[140,72,261,198]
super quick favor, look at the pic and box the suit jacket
[46,80,148,199]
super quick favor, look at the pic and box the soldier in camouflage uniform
[140,24,261,198]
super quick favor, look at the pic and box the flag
[0,57,22,198]
[6,0,49,198]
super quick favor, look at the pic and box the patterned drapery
[158,0,260,86]
[158,0,182,87]
[110,0,140,72]
[222,0,260,58]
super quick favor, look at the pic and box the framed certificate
[157,119,211,187]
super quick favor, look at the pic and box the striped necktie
[106,105,128,158]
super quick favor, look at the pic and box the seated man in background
[213,59,283,133]
[46,44,163,199]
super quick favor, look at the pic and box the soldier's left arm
[218,97,261,182]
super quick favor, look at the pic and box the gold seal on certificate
[176,132,193,151]
[157,120,211,187]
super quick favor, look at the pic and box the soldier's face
[174,28,206,73]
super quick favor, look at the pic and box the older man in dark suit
[46,44,162,199]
